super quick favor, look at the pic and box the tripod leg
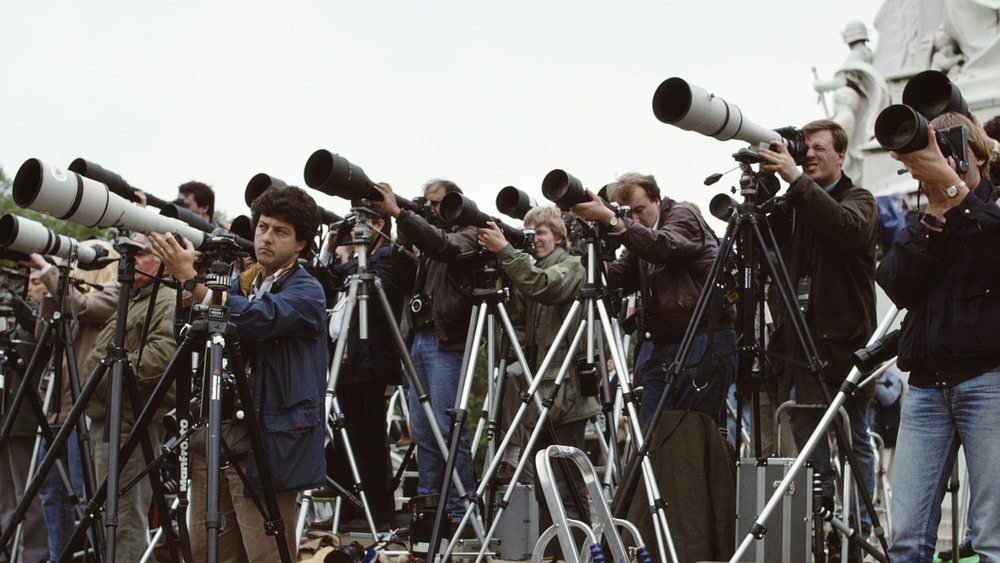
[371,280,486,539]
[226,338,293,563]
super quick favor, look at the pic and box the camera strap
[134,262,168,375]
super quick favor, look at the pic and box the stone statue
[930,28,967,75]
[814,21,890,183]
[942,0,1000,78]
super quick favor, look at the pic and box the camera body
[409,293,434,331]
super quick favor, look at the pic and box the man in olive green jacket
[80,237,177,562]
[478,205,601,547]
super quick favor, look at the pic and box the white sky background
[1,1,883,235]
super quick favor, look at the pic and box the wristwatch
[608,215,620,229]
[945,181,967,198]
[991,140,1000,163]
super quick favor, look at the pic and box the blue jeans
[637,329,737,430]
[406,331,476,520]
[790,394,875,537]
[39,425,86,561]
[888,368,1000,562]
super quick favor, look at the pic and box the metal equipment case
[735,457,814,563]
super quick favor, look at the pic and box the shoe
[939,537,976,560]
[395,436,412,447]
[496,462,515,485]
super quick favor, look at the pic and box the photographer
[178,180,224,228]
[150,185,327,561]
[759,119,878,542]
[476,205,601,541]
[369,179,478,529]
[876,112,1000,562]
[572,173,736,429]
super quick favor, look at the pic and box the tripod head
[456,248,506,300]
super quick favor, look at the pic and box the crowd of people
[2,106,1000,563]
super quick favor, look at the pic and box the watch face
[946,186,959,198]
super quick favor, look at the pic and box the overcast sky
[1,1,883,234]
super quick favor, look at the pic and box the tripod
[1,234,182,563]
[299,209,488,548]
[441,227,680,563]
[625,152,888,562]
[180,253,294,563]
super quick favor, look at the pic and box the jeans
[39,425,86,561]
[790,393,875,537]
[637,329,737,430]
[888,368,1000,563]
[406,330,476,521]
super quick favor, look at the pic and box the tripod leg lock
[205,511,224,531]
[750,522,767,539]
[839,379,860,396]
[263,517,285,537]
[648,498,668,514]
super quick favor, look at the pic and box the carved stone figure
[814,21,890,183]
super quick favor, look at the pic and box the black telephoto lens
[903,70,969,119]
[874,105,931,153]
[541,169,589,210]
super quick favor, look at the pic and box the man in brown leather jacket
[573,172,736,429]
[760,119,878,541]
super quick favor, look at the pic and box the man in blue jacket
[876,112,1000,562]
[151,185,327,562]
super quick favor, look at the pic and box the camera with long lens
[303,150,421,213]
[12,159,215,250]
[541,169,629,220]
[496,186,537,221]
[245,172,344,225]
[68,158,174,209]
[651,77,808,164]
[874,70,972,174]
[0,214,110,269]
[438,192,534,250]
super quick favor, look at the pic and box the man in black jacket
[760,119,878,540]
[573,173,737,429]
[370,180,477,528]
[876,112,1000,562]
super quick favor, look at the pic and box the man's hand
[891,124,968,213]
[758,142,801,184]
[476,222,508,253]
[148,232,202,284]
[369,182,402,218]
[570,189,616,227]
[21,253,50,271]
